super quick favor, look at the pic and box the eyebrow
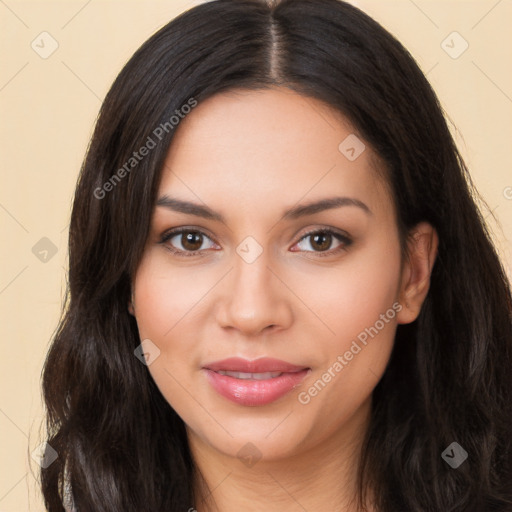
[155,194,372,223]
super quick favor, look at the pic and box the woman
[40,0,512,510]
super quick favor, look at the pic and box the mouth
[202,357,311,406]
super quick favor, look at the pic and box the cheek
[296,234,401,425]
[132,253,227,399]
[293,230,402,350]
[131,256,207,414]
[133,252,212,341]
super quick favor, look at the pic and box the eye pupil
[311,233,331,251]
[182,231,202,251]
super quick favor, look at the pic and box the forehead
[158,87,391,220]
[166,87,353,163]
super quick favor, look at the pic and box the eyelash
[158,227,353,258]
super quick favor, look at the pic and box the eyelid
[294,226,351,243]
[159,225,216,241]
[291,227,352,256]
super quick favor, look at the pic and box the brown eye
[180,231,204,251]
[293,229,352,256]
[309,232,332,251]
[159,228,217,257]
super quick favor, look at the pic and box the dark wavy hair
[40,0,512,510]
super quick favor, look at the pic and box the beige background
[1,0,511,510]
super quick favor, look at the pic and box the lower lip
[203,369,310,406]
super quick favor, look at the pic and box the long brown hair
[40,1,512,510]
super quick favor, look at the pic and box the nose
[216,251,293,337]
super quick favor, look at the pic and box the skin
[130,87,438,511]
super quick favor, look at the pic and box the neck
[188,398,375,512]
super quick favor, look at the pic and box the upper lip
[203,357,308,373]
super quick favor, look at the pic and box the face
[131,87,407,463]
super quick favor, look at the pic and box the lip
[203,357,311,406]
[203,357,307,373]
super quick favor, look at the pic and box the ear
[396,222,439,325]
[128,291,135,316]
